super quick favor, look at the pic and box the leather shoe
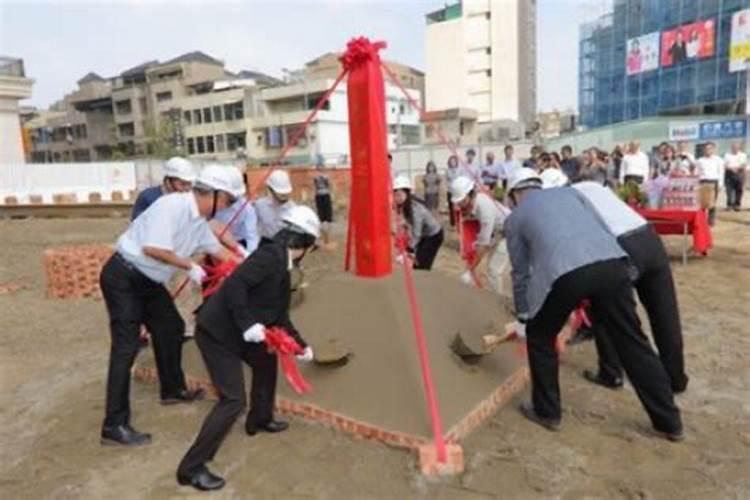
[582,369,624,390]
[101,424,151,446]
[519,401,561,431]
[161,388,205,405]
[654,426,685,442]
[245,419,289,436]
[177,466,225,491]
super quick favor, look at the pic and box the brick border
[133,359,530,451]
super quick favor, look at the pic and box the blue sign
[698,119,746,140]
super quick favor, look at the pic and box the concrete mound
[135,269,529,448]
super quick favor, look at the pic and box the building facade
[424,0,537,134]
[579,0,750,129]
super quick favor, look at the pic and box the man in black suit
[669,31,687,65]
[177,205,320,492]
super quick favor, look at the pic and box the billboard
[698,119,746,140]
[730,8,750,73]
[660,19,716,67]
[626,32,660,75]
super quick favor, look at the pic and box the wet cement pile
[167,269,523,438]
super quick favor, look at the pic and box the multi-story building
[579,0,749,130]
[424,0,537,136]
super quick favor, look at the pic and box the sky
[0,0,593,112]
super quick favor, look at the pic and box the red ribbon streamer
[200,258,239,299]
[264,327,312,395]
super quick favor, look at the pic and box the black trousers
[447,193,455,227]
[527,259,681,434]
[414,229,444,270]
[178,326,278,476]
[100,254,187,427]
[315,194,333,223]
[725,170,744,209]
[594,227,688,392]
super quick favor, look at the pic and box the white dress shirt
[697,155,725,187]
[573,182,647,237]
[254,196,297,239]
[723,151,747,172]
[472,192,511,246]
[116,192,221,283]
[620,151,650,182]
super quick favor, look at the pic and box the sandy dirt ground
[1,211,749,500]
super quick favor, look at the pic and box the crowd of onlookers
[409,139,747,227]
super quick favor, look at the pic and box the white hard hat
[392,175,413,191]
[195,164,236,196]
[282,205,321,238]
[540,168,569,189]
[226,167,246,198]
[507,167,543,194]
[450,176,475,204]
[163,157,196,182]
[266,170,293,195]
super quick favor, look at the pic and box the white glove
[296,346,314,362]
[242,323,266,343]
[460,270,474,286]
[188,263,207,285]
[513,321,527,340]
[236,245,250,259]
[395,254,405,265]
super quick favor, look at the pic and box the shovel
[451,323,519,364]
[312,337,351,368]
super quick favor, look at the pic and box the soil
[1,212,749,499]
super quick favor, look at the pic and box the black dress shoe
[519,401,561,432]
[177,466,225,491]
[654,426,685,442]
[161,388,205,405]
[582,369,624,390]
[101,424,152,446]
[245,419,289,436]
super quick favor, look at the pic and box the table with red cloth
[635,208,712,263]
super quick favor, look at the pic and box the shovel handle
[481,331,516,352]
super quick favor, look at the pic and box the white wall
[0,98,25,164]
[425,16,466,112]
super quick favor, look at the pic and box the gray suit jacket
[503,188,626,319]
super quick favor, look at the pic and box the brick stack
[43,244,113,299]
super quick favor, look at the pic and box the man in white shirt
[450,176,511,295]
[460,148,482,183]
[723,141,747,211]
[254,170,297,241]
[498,144,521,189]
[480,150,500,191]
[100,165,238,447]
[696,142,724,225]
[676,141,696,174]
[619,141,650,185]
[572,181,688,394]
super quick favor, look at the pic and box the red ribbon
[339,37,387,72]
[264,327,312,395]
[200,258,239,299]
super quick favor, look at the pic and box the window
[73,149,90,161]
[213,106,222,122]
[205,136,215,153]
[486,48,491,55]
[193,109,202,124]
[196,136,205,154]
[139,97,148,114]
[216,134,225,152]
[187,138,195,154]
[115,99,132,115]
[227,132,246,151]
[156,91,172,102]
[203,107,212,123]
[183,110,191,124]
[399,103,406,114]
[486,69,492,77]
[223,101,244,120]
[118,122,135,137]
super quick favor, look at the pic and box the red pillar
[341,38,392,278]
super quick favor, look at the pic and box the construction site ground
[1,212,749,499]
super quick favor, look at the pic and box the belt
[699,179,719,184]
[114,252,157,284]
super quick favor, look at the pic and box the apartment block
[425,0,537,138]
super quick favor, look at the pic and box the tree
[143,117,180,159]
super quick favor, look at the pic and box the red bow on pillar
[339,37,387,72]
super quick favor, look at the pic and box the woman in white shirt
[723,142,747,211]
[696,142,724,226]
